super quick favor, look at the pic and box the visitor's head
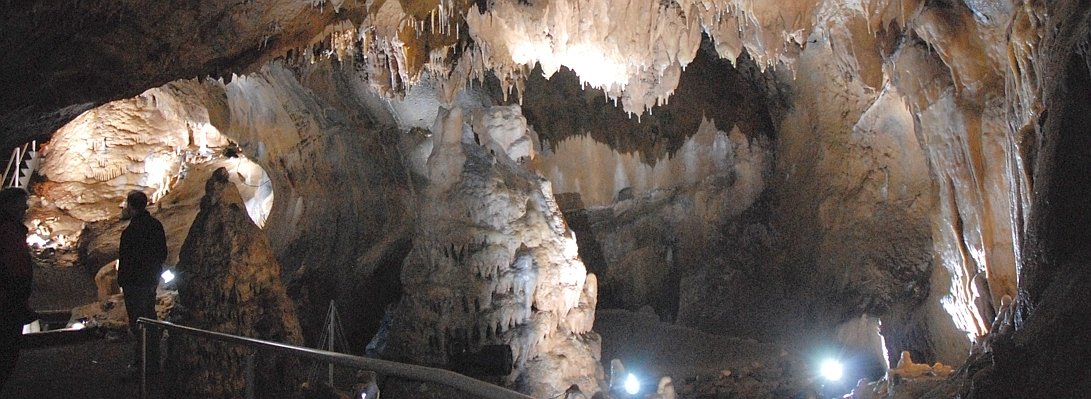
[122,190,149,220]
[0,186,30,223]
[126,190,149,211]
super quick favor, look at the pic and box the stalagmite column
[167,167,304,398]
[381,106,605,398]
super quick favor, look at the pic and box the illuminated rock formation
[381,104,604,398]
[168,167,304,398]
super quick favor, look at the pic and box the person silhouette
[0,187,38,390]
[118,190,167,371]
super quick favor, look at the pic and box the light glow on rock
[624,373,640,395]
[819,359,844,381]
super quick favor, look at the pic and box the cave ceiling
[0,0,825,149]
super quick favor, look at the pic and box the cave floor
[12,255,822,398]
[2,337,166,399]
[30,256,97,312]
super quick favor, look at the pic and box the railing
[137,318,534,399]
[3,141,37,188]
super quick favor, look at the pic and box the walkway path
[2,336,166,399]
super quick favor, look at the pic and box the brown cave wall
[880,0,1022,367]
[519,25,931,368]
[39,80,238,276]
[41,57,418,353]
[770,2,939,364]
[10,2,1091,394]
[509,0,1024,373]
[745,0,1034,370]
[939,2,1091,397]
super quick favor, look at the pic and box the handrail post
[327,303,335,386]
[141,326,148,399]
[3,152,13,187]
[13,146,22,187]
[6,147,19,187]
[245,351,256,399]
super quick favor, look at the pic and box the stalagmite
[381,104,605,398]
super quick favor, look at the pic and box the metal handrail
[3,144,24,187]
[137,318,534,399]
[3,141,36,188]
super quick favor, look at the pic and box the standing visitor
[0,187,37,389]
[118,190,167,371]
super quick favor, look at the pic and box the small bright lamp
[819,359,844,381]
[161,269,175,284]
[71,322,86,330]
[624,373,640,395]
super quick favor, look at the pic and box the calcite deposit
[381,104,604,398]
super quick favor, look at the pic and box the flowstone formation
[34,82,271,275]
[381,106,604,398]
[168,167,304,398]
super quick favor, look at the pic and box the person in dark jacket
[118,190,167,370]
[0,187,37,390]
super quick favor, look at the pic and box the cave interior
[2,0,1090,398]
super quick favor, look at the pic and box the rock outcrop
[167,167,304,398]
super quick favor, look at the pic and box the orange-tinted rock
[168,167,304,398]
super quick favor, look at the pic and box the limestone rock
[4,0,1091,396]
[167,167,304,398]
[381,105,605,398]
[71,294,129,331]
[471,105,537,164]
[70,290,176,331]
[223,61,418,350]
[94,262,120,301]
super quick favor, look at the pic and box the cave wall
[511,0,1038,372]
[153,56,607,397]
[31,59,410,352]
[770,0,940,362]
[519,18,933,364]
[530,49,778,206]
[42,56,423,351]
[35,84,215,222]
[879,0,1021,366]
[0,0,354,150]
[34,81,268,277]
[518,44,785,336]
[939,1,1091,397]
[217,61,417,349]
